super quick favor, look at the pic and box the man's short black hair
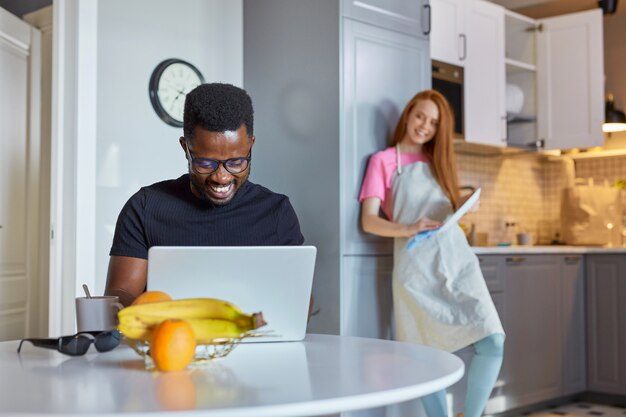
[183,83,254,138]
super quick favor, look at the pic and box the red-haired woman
[359,90,504,417]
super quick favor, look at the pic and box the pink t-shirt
[358,147,429,219]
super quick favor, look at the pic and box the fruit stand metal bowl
[123,331,274,369]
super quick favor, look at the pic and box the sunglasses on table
[17,329,121,356]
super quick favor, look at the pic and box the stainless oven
[432,60,464,138]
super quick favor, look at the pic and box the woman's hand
[405,217,442,237]
[362,198,442,238]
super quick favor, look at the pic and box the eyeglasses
[17,330,121,356]
[184,140,252,175]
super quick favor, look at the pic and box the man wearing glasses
[105,83,304,306]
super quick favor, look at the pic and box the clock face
[149,59,205,127]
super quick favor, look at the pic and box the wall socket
[502,217,517,230]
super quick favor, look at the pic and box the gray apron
[391,145,504,352]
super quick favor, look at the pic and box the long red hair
[390,90,461,210]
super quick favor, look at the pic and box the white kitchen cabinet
[561,255,586,395]
[433,3,604,151]
[430,0,507,147]
[243,0,431,344]
[504,10,540,148]
[586,254,626,395]
[505,9,604,151]
[430,0,464,66]
[536,9,604,151]
[464,0,506,147]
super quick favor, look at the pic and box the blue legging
[421,333,505,417]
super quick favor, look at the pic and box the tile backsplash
[455,151,626,246]
[575,155,626,184]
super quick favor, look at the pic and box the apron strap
[395,144,402,175]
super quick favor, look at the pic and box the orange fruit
[132,290,172,305]
[150,319,196,372]
[155,371,197,411]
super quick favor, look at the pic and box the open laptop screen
[146,246,317,342]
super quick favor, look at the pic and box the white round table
[0,334,464,416]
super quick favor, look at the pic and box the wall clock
[149,58,205,127]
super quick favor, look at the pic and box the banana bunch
[118,298,266,343]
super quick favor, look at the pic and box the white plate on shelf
[506,83,524,114]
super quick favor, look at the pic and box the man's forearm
[105,287,136,307]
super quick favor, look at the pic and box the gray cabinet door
[341,18,430,256]
[478,255,505,293]
[561,255,586,395]
[341,255,393,339]
[485,291,507,414]
[342,0,431,38]
[502,255,562,409]
[443,255,507,415]
[587,254,626,395]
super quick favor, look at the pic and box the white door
[464,0,507,147]
[537,9,604,151]
[430,0,465,66]
[0,7,42,340]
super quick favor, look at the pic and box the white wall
[94,0,243,294]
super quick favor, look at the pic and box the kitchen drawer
[478,255,504,293]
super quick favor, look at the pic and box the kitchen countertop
[472,245,626,255]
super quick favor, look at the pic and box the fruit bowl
[123,331,273,369]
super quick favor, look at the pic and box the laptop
[146,246,317,342]
[406,188,482,250]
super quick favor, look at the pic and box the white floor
[523,403,626,417]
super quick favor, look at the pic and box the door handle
[423,4,431,36]
[459,34,467,61]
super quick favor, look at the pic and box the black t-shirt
[110,175,304,259]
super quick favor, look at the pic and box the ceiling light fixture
[602,93,626,133]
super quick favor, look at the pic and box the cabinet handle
[525,23,543,33]
[564,256,581,264]
[423,4,431,36]
[506,256,526,264]
[459,34,467,61]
